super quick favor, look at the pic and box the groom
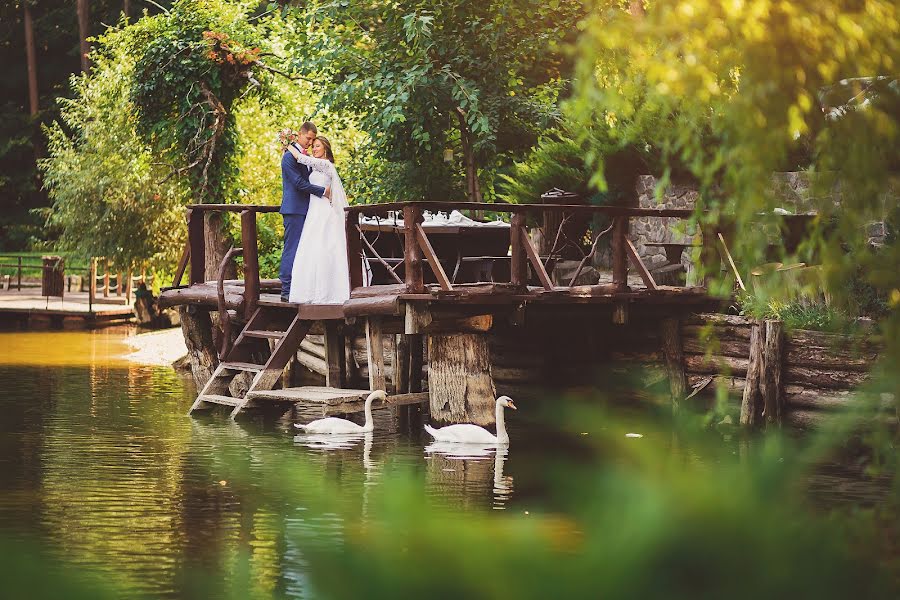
[280,121,329,302]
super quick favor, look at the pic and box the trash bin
[41,256,65,299]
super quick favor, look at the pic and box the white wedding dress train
[288,148,351,304]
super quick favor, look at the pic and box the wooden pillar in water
[179,305,218,389]
[660,317,686,411]
[740,319,764,427]
[428,334,496,426]
[762,319,784,427]
[366,317,386,391]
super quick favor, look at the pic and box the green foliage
[286,0,584,201]
[40,22,187,269]
[129,0,272,203]
[496,131,592,204]
[738,293,852,333]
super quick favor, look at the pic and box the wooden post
[240,210,260,319]
[740,319,765,427]
[89,258,97,310]
[24,4,39,117]
[403,205,425,293]
[699,222,719,289]
[409,334,423,393]
[366,317,386,391]
[346,210,364,290]
[660,317,686,411]
[428,334,496,426]
[125,266,133,303]
[17,256,22,291]
[188,208,205,285]
[415,224,453,291]
[117,270,123,297]
[762,319,784,426]
[395,334,411,394]
[510,212,528,287]
[612,215,629,292]
[324,322,345,388]
[103,259,110,297]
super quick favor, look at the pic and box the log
[296,351,327,377]
[761,319,784,426]
[784,365,868,390]
[366,317,387,391]
[660,317,686,409]
[682,324,752,342]
[683,337,750,358]
[428,334,496,426]
[785,330,881,371]
[740,320,764,427]
[179,306,218,389]
[683,354,749,376]
[300,339,326,360]
[685,313,754,327]
[324,323,345,388]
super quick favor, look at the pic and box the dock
[0,288,134,328]
[158,200,727,423]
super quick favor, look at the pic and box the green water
[0,328,895,599]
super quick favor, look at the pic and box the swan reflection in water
[424,441,513,509]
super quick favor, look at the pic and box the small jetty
[160,201,725,423]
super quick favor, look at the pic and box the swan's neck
[495,403,509,444]
[363,396,375,430]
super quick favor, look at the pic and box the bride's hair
[315,136,335,163]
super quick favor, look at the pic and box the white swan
[294,390,386,434]
[424,396,517,445]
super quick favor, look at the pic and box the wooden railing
[345,202,704,295]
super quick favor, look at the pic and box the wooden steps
[197,394,243,407]
[247,387,429,417]
[220,361,265,372]
[243,329,286,340]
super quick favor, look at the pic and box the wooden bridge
[160,201,726,421]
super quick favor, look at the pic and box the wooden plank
[188,208,205,285]
[346,210,364,289]
[611,215,629,292]
[297,304,345,320]
[415,223,454,291]
[366,317,386,391]
[510,212,528,287]
[343,201,700,218]
[198,394,242,407]
[172,243,190,288]
[625,238,658,290]
[518,225,553,290]
[241,210,260,319]
[403,205,425,293]
[324,321,344,387]
[344,295,402,317]
[324,392,429,416]
[404,302,432,334]
[717,232,746,291]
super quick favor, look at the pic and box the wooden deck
[0,289,134,327]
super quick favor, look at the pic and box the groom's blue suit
[280,146,326,298]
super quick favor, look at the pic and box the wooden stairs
[189,305,314,418]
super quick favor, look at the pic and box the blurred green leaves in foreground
[2,385,897,600]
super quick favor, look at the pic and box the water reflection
[424,442,513,510]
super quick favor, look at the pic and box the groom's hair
[300,121,317,134]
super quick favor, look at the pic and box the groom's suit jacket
[280,146,326,215]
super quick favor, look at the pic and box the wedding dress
[288,146,351,304]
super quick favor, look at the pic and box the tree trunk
[428,334,496,425]
[77,0,91,72]
[762,319,784,426]
[123,0,130,19]
[455,108,482,203]
[24,4,39,117]
[203,211,235,282]
[179,306,218,389]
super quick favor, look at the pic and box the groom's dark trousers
[280,148,326,298]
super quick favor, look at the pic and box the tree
[286,0,584,202]
[23,1,38,117]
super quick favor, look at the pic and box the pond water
[0,327,893,598]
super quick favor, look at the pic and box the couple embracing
[279,121,350,305]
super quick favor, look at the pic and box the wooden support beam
[415,223,453,291]
[409,334,423,393]
[428,334,496,426]
[395,334,410,394]
[188,209,205,284]
[103,259,110,297]
[699,222,719,289]
[612,302,628,325]
[625,239,658,290]
[518,225,553,290]
[346,210,364,289]
[357,225,404,285]
[404,302,432,334]
[740,320,764,427]
[366,317,387,391]
[611,216,629,292]
[510,212,528,287]
[660,317,686,411]
[762,319,784,427]
[403,205,425,293]
[324,322,345,388]
[240,210,260,319]
[172,243,190,288]
[718,232,746,291]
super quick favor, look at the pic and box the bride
[285,136,351,304]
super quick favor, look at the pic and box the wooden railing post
[611,215,629,292]
[403,205,425,293]
[17,256,22,291]
[346,210,363,290]
[240,210,260,319]
[510,211,528,287]
[89,257,96,312]
[187,208,205,285]
[103,259,110,297]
